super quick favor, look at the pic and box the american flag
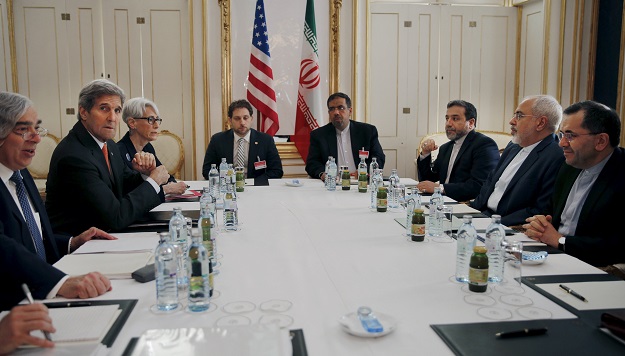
[246,0,279,136]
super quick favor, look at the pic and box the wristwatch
[558,236,566,251]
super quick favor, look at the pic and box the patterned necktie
[102,143,112,174]
[235,137,246,169]
[10,171,46,260]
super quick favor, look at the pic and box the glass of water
[432,205,453,243]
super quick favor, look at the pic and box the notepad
[47,305,120,342]
[53,252,153,279]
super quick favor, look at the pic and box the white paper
[150,201,199,212]
[53,252,153,279]
[74,233,159,254]
[423,203,479,215]
[539,281,625,310]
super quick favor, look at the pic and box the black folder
[45,299,137,348]
[431,318,625,356]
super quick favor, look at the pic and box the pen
[559,284,588,302]
[45,301,92,308]
[21,283,52,341]
[496,327,548,338]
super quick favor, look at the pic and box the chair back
[28,133,60,179]
[151,130,184,179]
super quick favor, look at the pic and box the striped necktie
[10,171,47,260]
[235,137,246,169]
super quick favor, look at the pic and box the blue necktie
[10,171,46,260]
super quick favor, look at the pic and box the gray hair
[77,79,125,120]
[122,97,160,126]
[524,95,562,132]
[0,92,33,139]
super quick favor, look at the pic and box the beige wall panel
[14,2,67,139]
[0,0,11,91]
[369,13,399,138]
[416,13,439,137]
[475,14,516,132]
[577,0,593,101]
[438,12,466,110]
[519,2,544,98]
[560,0,575,107]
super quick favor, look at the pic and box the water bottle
[201,186,217,228]
[219,158,228,193]
[455,215,478,283]
[199,196,213,259]
[358,158,368,193]
[388,169,400,208]
[187,230,211,312]
[357,306,384,333]
[326,157,337,191]
[169,207,188,290]
[325,156,332,178]
[208,164,219,198]
[155,232,179,311]
[428,187,443,237]
[223,184,238,231]
[369,168,383,209]
[485,214,506,283]
[369,157,379,186]
[227,163,236,185]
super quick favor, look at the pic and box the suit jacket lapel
[492,144,521,186]
[73,122,114,185]
[0,182,34,250]
[438,143,453,181]
[552,168,580,222]
[247,130,259,173]
[506,136,552,190]
[225,130,235,163]
[577,153,616,224]
[326,125,338,159]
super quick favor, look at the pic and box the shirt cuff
[419,152,431,160]
[67,236,73,254]
[145,177,161,193]
[46,275,70,299]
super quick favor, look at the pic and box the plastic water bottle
[357,306,384,333]
[201,186,217,228]
[199,195,213,258]
[428,187,443,237]
[155,232,179,311]
[326,157,337,191]
[370,168,383,209]
[227,163,235,185]
[223,184,238,231]
[485,214,506,283]
[405,190,421,235]
[187,230,211,312]
[325,156,332,178]
[455,215,478,283]
[358,158,368,193]
[208,164,219,198]
[169,207,188,290]
[219,158,228,193]
[388,169,400,208]
[369,157,379,186]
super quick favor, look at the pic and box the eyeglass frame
[328,105,349,113]
[511,112,538,120]
[557,131,600,142]
[134,116,163,125]
[12,126,48,140]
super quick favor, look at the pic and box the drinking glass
[432,205,453,243]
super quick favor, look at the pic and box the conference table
[53,179,624,355]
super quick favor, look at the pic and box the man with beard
[524,101,625,271]
[202,99,283,182]
[416,100,499,201]
[470,95,564,226]
[306,92,385,180]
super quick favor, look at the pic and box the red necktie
[102,144,112,174]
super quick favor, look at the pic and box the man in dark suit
[202,99,283,182]
[524,101,625,268]
[416,100,500,201]
[0,92,112,310]
[306,92,385,180]
[46,79,171,235]
[470,95,564,226]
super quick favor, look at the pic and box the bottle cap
[474,246,487,253]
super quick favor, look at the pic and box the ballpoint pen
[496,327,548,338]
[21,283,52,341]
[559,284,588,302]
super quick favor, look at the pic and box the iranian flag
[292,0,323,163]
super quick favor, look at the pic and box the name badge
[254,160,267,170]
[359,150,369,159]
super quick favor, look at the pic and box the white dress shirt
[445,134,467,184]
[336,125,357,172]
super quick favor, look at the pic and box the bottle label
[377,198,387,208]
[358,180,367,191]
[342,179,350,187]
[469,267,488,285]
[411,223,425,236]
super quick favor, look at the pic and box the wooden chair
[151,130,184,179]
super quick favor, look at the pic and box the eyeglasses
[328,105,348,113]
[135,116,162,125]
[12,127,48,140]
[511,112,537,120]
[557,131,599,142]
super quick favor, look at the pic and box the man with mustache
[45,79,170,235]
[416,100,499,201]
[306,92,385,180]
[524,101,625,271]
[470,95,564,226]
